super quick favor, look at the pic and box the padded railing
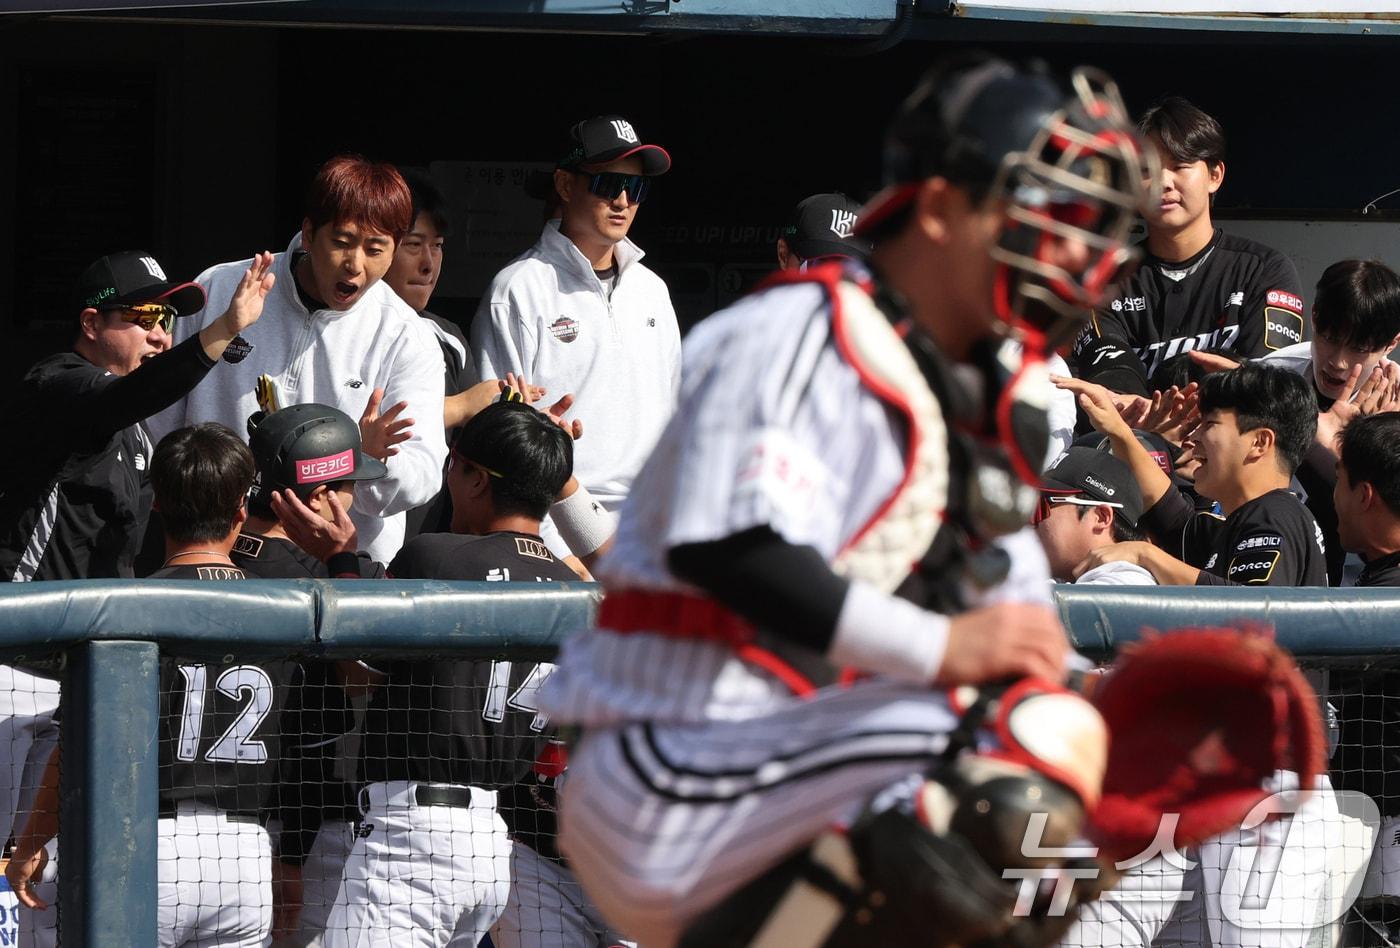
[0,580,1393,946]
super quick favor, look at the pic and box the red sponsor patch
[1264,289,1304,314]
[296,448,354,484]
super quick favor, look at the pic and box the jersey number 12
[175,664,275,764]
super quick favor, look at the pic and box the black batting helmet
[246,403,387,508]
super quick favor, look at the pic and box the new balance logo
[610,120,638,144]
[830,210,857,239]
[139,256,167,280]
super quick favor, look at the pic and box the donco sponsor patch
[1264,308,1304,351]
[549,316,579,343]
[1265,289,1304,314]
[1226,549,1280,584]
[296,448,354,484]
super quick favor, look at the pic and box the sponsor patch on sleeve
[1226,549,1281,584]
[1265,289,1305,314]
[1234,532,1283,553]
[1263,308,1304,351]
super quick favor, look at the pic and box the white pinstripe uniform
[539,272,1055,948]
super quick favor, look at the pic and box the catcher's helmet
[246,403,387,507]
[858,54,1158,351]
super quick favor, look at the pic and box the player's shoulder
[197,254,260,291]
[1234,488,1316,536]
[689,279,831,348]
[1257,341,1312,374]
[1215,230,1297,274]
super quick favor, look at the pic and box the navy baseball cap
[1042,446,1143,527]
[783,193,873,263]
[77,251,206,317]
[558,115,671,176]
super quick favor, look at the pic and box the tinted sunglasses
[104,302,177,333]
[584,172,650,204]
[1031,492,1122,525]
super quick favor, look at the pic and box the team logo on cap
[830,209,858,239]
[610,120,638,144]
[296,449,354,484]
[139,256,167,280]
[549,316,579,344]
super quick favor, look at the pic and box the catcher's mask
[859,55,1158,356]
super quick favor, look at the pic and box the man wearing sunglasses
[471,115,680,566]
[538,57,1159,947]
[0,248,274,584]
[1033,446,1151,585]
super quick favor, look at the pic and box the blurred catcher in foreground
[535,52,1191,948]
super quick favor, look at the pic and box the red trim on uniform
[985,677,1100,808]
[825,275,929,560]
[596,590,755,645]
[734,644,817,698]
[595,591,818,697]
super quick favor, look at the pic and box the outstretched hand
[542,393,583,440]
[1051,374,1135,441]
[224,252,276,333]
[270,489,359,561]
[360,388,413,461]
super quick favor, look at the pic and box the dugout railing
[0,580,1396,947]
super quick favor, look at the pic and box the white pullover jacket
[471,221,681,521]
[148,233,447,563]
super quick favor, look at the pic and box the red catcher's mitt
[1087,626,1326,862]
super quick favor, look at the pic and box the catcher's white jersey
[542,281,907,726]
[541,277,1052,728]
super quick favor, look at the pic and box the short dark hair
[397,167,453,237]
[1074,505,1146,543]
[452,401,572,520]
[1199,362,1318,475]
[1339,412,1400,516]
[1312,259,1400,353]
[304,155,413,244]
[151,424,255,544]
[1138,96,1226,169]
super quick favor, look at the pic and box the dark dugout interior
[1,14,1398,380]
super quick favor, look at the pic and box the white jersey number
[175,664,275,764]
[482,661,555,732]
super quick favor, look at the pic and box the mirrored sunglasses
[585,171,650,204]
[105,302,176,333]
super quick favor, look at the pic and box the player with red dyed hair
[149,155,449,563]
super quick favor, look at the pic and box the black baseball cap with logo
[76,250,206,317]
[783,193,873,263]
[1041,446,1144,527]
[558,115,671,176]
